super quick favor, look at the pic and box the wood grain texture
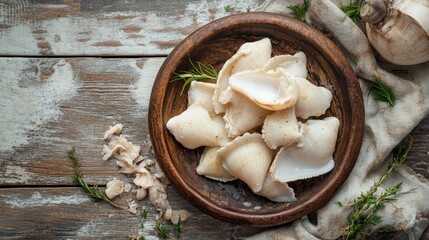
[0,187,260,239]
[0,0,264,56]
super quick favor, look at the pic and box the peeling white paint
[0,59,78,151]
[3,191,90,208]
[0,0,262,56]
[77,221,98,237]
[129,58,164,110]
[0,165,35,184]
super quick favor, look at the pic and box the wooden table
[0,1,428,239]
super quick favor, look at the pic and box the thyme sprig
[224,5,231,12]
[155,219,170,239]
[173,222,182,237]
[170,59,218,95]
[337,135,413,240]
[287,0,309,21]
[67,147,125,209]
[340,0,362,23]
[370,78,396,107]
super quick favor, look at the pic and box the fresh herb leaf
[370,78,396,107]
[140,221,145,229]
[170,59,218,95]
[336,201,344,207]
[287,0,309,21]
[339,135,413,240]
[173,222,182,237]
[224,5,231,12]
[340,0,362,23]
[67,147,125,209]
[155,220,170,239]
[140,208,148,219]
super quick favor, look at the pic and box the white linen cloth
[249,0,429,239]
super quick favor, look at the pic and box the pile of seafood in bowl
[166,38,339,203]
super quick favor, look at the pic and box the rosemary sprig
[340,0,362,23]
[337,135,413,240]
[155,219,170,239]
[287,0,309,21]
[67,147,125,209]
[140,208,148,219]
[170,59,218,95]
[370,78,396,107]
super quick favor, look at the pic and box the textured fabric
[249,0,429,239]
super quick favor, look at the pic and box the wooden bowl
[148,12,364,227]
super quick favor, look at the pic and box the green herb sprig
[287,0,309,21]
[170,59,218,95]
[337,135,413,240]
[370,78,396,107]
[340,0,362,23]
[67,147,125,209]
[155,219,170,239]
[224,5,231,12]
[173,222,182,237]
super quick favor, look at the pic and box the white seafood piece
[135,188,148,200]
[220,87,271,137]
[178,209,191,221]
[213,38,272,114]
[133,167,154,189]
[196,147,236,182]
[262,107,303,149]
[102,144,125,161]
[149,178,171,210]
[218,133,274,192]
[188,81,216,117]
[128,202,139,214]
[256,173,296,203]
[263,51,308,78]
[105,179,125,199]
[104,123,123,140]
[294,77,333,119]
[116,159,137,175]
[229,69,299,111]
[166,103,231,149]
[270,117,340,183]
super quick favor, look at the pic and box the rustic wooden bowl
[148,12,364,227]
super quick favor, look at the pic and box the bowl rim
[148,12,364,227]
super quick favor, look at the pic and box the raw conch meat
[256,173,296,203]
[166,38,339,203]
[270,117,340,183]
[262,107,303,149]
[196,146,236,182]
[213,38,272,114]
[166,103,231,149]
[188,81,216,117]
[294,76,333,119]
[229,69,300,111]
[220,87,271,137]
[263,51,308,79]
[217,133,274,192]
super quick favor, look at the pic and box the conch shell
[263,51,308,79]
[217,133,274,192]
[229,69,300,111]
[262,107,303,149]
[188,81,216,117]
[270,117,339,183]
[256,173,296,202]
[166,103,230,149]
[196,146,236,182]
[361,0,429,65]
[213,38,272,114]
[220,87,271,137]
[294,77,333,119]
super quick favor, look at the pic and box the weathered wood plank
[0,0,264,56]
[0,187,260,239]
[1,57,428,187]
[0,57,162,185]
